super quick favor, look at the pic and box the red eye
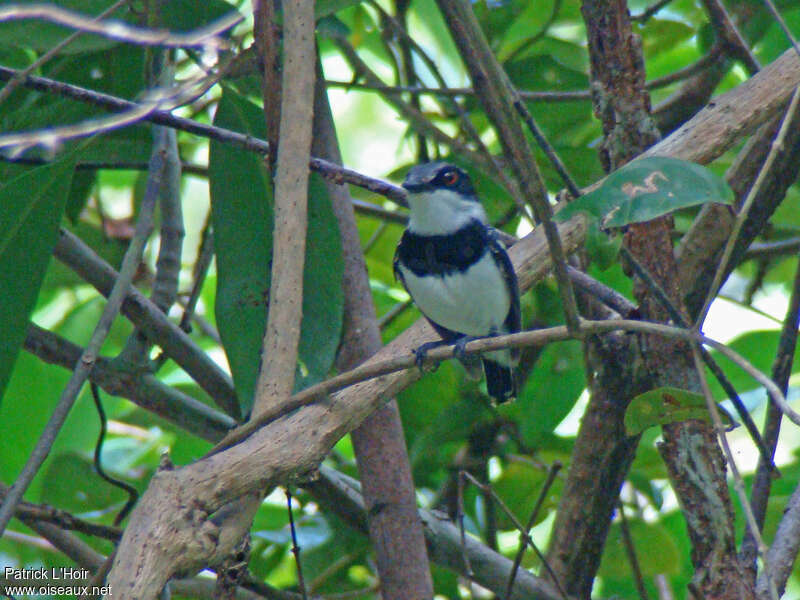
[442,170,459,187]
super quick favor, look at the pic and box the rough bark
[578,3,752,599]
[545,3,662,594]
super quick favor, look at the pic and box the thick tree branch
[24,324,235,442]
[645,46,800,164]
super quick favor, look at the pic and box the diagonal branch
[53,228,239,418]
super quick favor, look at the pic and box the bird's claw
[453,336,479,360]
[412,341,447,372]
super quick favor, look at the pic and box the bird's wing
[487,228,522,359]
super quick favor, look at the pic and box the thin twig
[690,344,779,600]
[460,471,569,600]
[457,471,476,599]
[179,211,214,333]
[761,0,800,60]
[742,248,800,568]
[694,84,800,329]
[631,0,673,22]
[0,0,129,108]
[331,35,505,188]
[286,490,309,600]
[89,383,138,526]
[0,483,122,541]
[504,0,562,63]
[513,98,582,198]
[0,154,208,175]
[617,502,651,600]
[744,237,800,259]
[567,265,638,318]
[505,461,562,599]
[0,145,161,537]
[324,49,722,102]
[0,65,408,204]
[0,4,241,49]
[368,0,496,168]
[206,317,798,456]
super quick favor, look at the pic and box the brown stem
[252,0,316,416]
[312,59,434,600]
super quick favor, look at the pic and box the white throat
[406,188,488,235]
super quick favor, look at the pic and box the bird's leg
[453,336,480,361]
[412,339,450,371]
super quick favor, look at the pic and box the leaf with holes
[555,156,734,228]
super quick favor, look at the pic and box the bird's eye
[442,170,459,187]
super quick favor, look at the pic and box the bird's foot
[453,336,480,361]
[412,340,449,372]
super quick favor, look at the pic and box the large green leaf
[0,156,75,401]
[556,156,734,228]
[209,89,343,415]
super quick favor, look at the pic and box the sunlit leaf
[556,156,734,228]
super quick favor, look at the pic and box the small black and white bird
[394,162,521,402]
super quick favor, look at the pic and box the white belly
[399,253,511,337]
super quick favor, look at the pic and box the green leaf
[516,340,585,443]
[209,89,343,414]
[599,518,681,579]
[0,157,75,401]
[624,386,727,435]
[160,0,237,33]
[316,0,364,19]
[0,0,129,54]
[555,156,734,228]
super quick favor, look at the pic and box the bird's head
[402,162,487,235]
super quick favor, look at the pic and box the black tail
[482,359,516,403]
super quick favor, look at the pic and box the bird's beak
[402,171,433,193]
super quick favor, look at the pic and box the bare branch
[0,65,407,204]
[252,0,316,415]
[53,228,239,419]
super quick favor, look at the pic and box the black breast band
[397,220,488,276]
